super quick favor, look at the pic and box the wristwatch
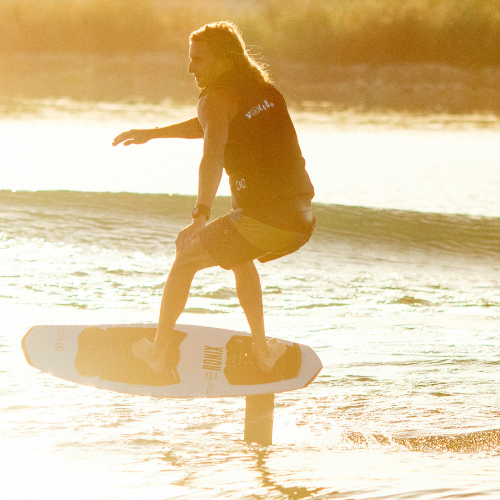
[192,204,211,221]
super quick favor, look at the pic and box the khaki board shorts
[199,209,314,270]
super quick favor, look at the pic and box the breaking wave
[1,190,498,257]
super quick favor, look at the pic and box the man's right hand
[112,129,153,147]
[175,217,207,255]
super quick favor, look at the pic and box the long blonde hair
[190,21,272,84]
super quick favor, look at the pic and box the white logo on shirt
[236,179,246,190]
[245,100,274,119]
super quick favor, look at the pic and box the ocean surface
[1,101,500,499]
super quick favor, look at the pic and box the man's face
[188,40,226,88]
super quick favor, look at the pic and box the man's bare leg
[132,236,215,372]
[232,261,286,372]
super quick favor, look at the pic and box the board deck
[22,324,322,397]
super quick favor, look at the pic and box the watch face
[192,205,210,219]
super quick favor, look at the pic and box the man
[112,21,314,373]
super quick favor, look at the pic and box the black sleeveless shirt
[200,73,314,232]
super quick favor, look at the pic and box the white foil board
[22,324,322,398]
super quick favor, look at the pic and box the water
[1,101,500,499]
[2,99,500,216]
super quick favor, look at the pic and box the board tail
[21,327,35,368]
[224,335,301,385]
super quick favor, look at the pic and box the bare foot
[252,338,287,373]
[132,337,165,373]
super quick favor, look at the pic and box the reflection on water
[252,449,325,499]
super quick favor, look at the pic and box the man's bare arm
[175,89,238,252]
[196,88,238,209]
[112,117,203,147]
